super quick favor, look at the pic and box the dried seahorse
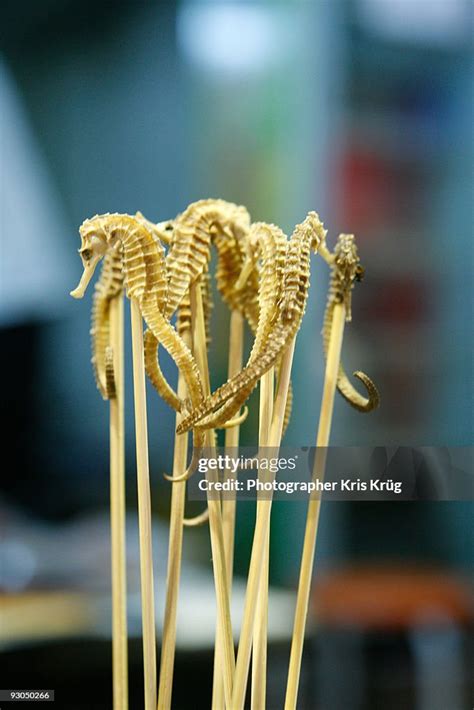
[177,212,327,434]
[190,209,262,431]
[90,244,124,400]
[140,204,289,437]
[136,210,212,414]
[322,233,379,412]
[166,208,260,487]
[132,212,184,410]
[165,198,251,320]
[245,222,287,360]
[143,274,215,415]
[144,199,251,420]
[204,212,261,428]
[213,218,297,434]
[213,214,259,331]
[70,213,207,477]
[191,221,287,432]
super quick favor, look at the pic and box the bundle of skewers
[70,199,379,710]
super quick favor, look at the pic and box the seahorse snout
[70,255,102,298]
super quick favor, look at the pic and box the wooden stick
[223,311,245,591]
[284,302,346,710]
[232,338,296,710]
[157,331,191,710]
[109,294,128,710]
[190,283,235,709]
[212,310,244,710]
[251,367,274,709]
[130,298,157,710]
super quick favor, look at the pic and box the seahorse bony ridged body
[71,213,207,474]
[143,273,213,413]
[322,233,379,412]
[191,221,287,431]
[90,245,124,399]
[143,199,254,423]
[177,212,327,433]
[165,199,251,319]
[72,216,202,405]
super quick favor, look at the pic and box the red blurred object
[312,566,473,631]
[363,275,429,323]
[340,151,396,232]
[337,148,421,233]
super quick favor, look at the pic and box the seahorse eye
[355,264,365,282]
[81,248,92,262]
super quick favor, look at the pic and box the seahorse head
[304,211,327,252]
[70,214,119,299]
[332,233,365,320]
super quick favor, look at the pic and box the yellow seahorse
[70,213,206,479]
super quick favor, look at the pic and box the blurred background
[1,1,473,708]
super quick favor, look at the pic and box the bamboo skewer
[109,294,128,710]
[70,209,376,710]
[130,298,157,710]
[284,302,346,710]
[157,331,191,710]
[232,339,296,710]
[251,367,274,710]
[190,283,236,709]
[222,311,245,593]
[212,310,245,710]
